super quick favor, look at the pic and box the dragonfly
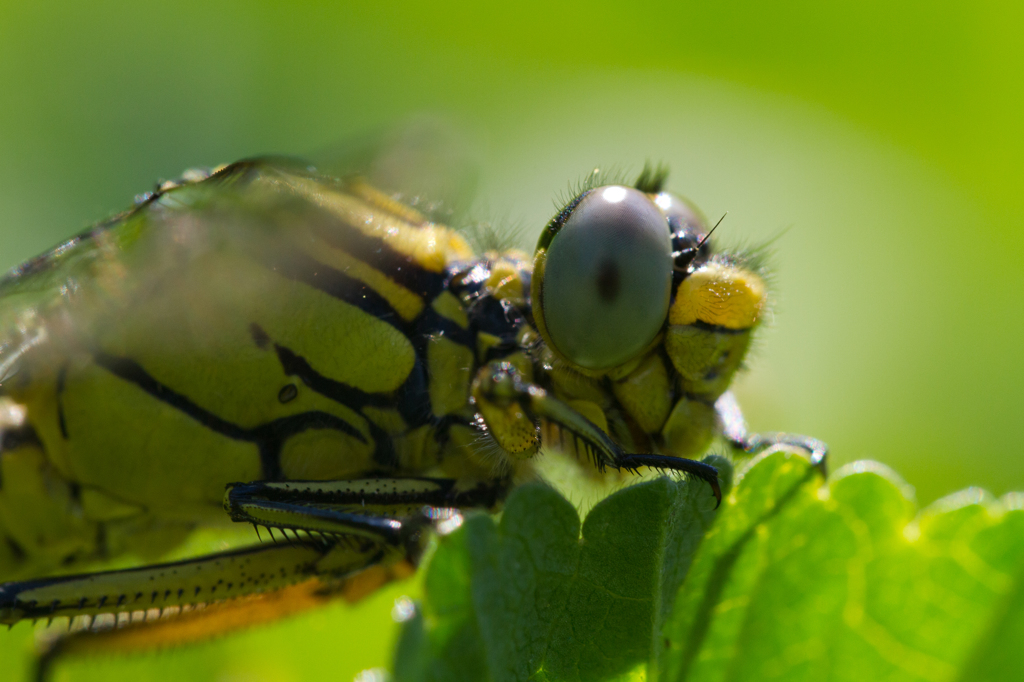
[0,150,825,673]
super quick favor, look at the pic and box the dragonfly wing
[309,116,480,225]
[0,158,473,394]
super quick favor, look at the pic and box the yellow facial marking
[669,262,766,330]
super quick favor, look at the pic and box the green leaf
[661,452,1024,682]
[395,457,728,682]
[397,452,1024,682]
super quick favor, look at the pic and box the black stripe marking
[307,218,447,300]
[249,323,271,350]
[4,535,26,563]
[447,261,529,362]
[431,413,475,453]
[687,320,752,336]
[482,341,521,363]
[471,297,524,340]
[92,352,368,480]
[56,364,69,439]
[272,345,390,410]
[270,343,399,470]
[0,423,43,490]
[94,352,252,440]
[418,308,476,350]
[370,437,400,470]
[0,422,41,452]
[263,248,408,334]
[395,356,433,428]
[250,413,372,479]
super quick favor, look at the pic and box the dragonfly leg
[12,475,505,679]
[2,476,501,627]
[473,361,721,504]
[221,475,509,563]
[0,538,377,627]
[3,538,385,680]
[715,391,829,474]
[31,580,345,682]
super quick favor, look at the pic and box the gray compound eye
[654,191,708,235]
[541,185,673,370]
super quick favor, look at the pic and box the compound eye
[541,185,673,370]
[654,192,707,236]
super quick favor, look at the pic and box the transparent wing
[0,162,248,384]
[308,116,480,225]
[0,149,475,391]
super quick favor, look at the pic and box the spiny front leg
[472,361,721,504]
[5,476,492,678]
[221,475,508,557]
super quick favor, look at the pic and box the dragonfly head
[530,180,767,401]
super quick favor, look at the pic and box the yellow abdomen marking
[669,262,766,329]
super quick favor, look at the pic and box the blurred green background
[2,1,1023,679]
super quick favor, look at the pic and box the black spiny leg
[716,391,829,474]
[13,475,511,680]
[222,475,510,550]
[474,362,722,505]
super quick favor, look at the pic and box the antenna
[672,212,728,273]
[696,212,727,251]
